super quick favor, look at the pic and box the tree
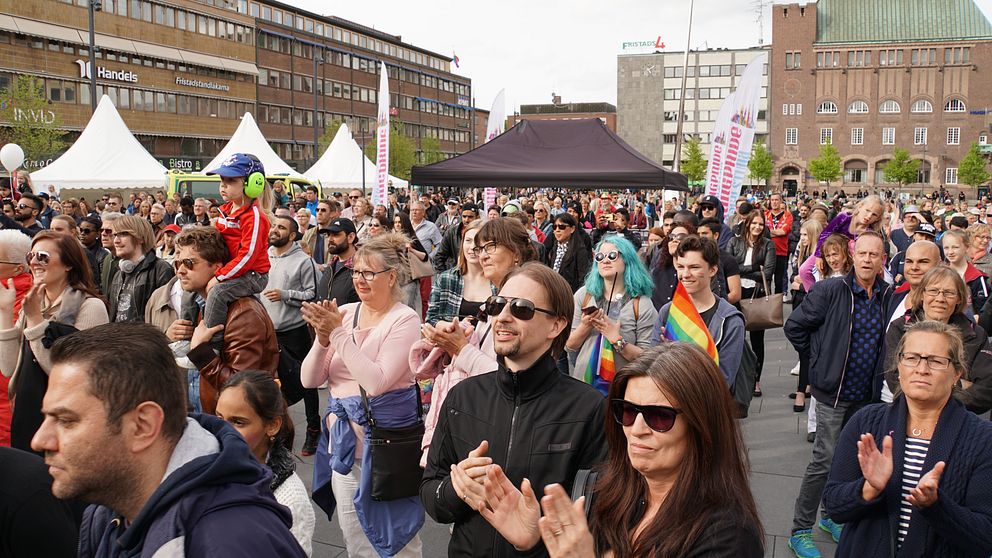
[748,140,774,187]
[882,147,920,187]
[364,121,417,180]
[808,144,842,186]
[958,142,990,188]
[316,119,343,155]
[419,136,444,165]
[0,75,66,163]
[680,136,707,184]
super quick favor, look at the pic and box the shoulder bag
[408,246,434,280]
[353,305,426,501]
[739,265,784,331]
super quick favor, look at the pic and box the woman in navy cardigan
[823,320,992,557]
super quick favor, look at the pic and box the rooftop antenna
[752,0,769,45]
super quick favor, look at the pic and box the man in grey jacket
[651,235,745,387]
[260,215,320,455]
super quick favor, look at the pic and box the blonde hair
[457,219,485,275]
[854,195,885,233]
[112,215,157,253]
[799,219,825,263]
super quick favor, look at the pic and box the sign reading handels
[75,60,138,83]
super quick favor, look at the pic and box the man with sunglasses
[435,198,462,234]
[10,193,44,237]
[432,203,480,274]
[340,189,363,219]
[695,195,733,251]
[314,218,360,306]
[422,263,606,558]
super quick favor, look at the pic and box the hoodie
[652,297,745,387]
[260,242,317,332]
[78,414,306,558]
[696,195,734,251]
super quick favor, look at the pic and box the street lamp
[672,0,695,173]
[312,51,323,167]
[88,0,102,113]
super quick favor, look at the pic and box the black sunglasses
[595,251,619,262]
[553,223,572,230]
[610,399,681,432]
[481,295,556,321]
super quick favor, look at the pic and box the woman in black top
[542,213,592,293]
[729,211,776,397]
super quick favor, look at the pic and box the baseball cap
[916,222,937,237]
[501,201,522,215]
[699,195,721,209]
[37,192,50,200]
[969,207,981,216]
[205,153,265,178]
[901,205,921,218]
[319,218,357,236]
[446,198,459,205]
[164,224,182,235]
[461,203,479,214]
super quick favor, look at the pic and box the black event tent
[410,118,688,190]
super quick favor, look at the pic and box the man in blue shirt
[783,231,891,558]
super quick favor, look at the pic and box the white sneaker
[789,362,801,376]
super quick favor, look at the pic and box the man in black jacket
[421,262,606,557]
[315,218,359,305]
[784,231,892,556]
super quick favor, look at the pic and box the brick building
[769,0,992,193]
[0,0,475,171]
[618,47,769,167]
[508,97,617,132]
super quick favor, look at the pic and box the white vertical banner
[486,89,506,142]
[705,53,767,219]
[484,187,497,213]
[372,62,390,208]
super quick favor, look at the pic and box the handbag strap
[754,264,771,300]
[353,303,424,428]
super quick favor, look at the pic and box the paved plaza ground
[289,323,840,558]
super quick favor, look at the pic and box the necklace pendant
[912,428,923,437]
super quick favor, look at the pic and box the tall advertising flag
[486,89,506,142]
[705,53,767,218]
[372,62,389,208]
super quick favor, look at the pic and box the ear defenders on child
[243,154,266,199]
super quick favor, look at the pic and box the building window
[848,100,869,114]
[911,99,933,113]
[851,128,864,145]
[946,168,958,184]
[981,133,989,145]
[817,101,838,114]
[911,48,937,65]
[820,128,833,145]
[848,50,871,66]
[786,51,801,69]
[882,127,896,145]
[782,104,789,115]
[915,127,928,145]
[816,51,841,68]
[879,49,903,66]
[945,47,970,65]
[880,100,901,114]
[786,128,798,145]
[947,127,961,145]
[944,98,966,113]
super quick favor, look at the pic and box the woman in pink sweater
[301,232,423,558]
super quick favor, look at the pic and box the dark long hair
[221,370,295,454]
[656,223,697,269]
[590,344,762,557]
[31,231,102,300]
[741,211,768,247]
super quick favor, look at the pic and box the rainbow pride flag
[584,333,616,396]
[664,282,719,364]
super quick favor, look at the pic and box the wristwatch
[612,337,629,352]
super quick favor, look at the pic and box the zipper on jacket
[505,372,521,465]
[834,288,854,408]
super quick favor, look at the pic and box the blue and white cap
[205,153,265,178]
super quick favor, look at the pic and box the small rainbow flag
[664,282,719,364]
[452,51,460,68]
[584,333,616,396]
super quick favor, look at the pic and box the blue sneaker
[788,529,822,558]
[818,518,843,543]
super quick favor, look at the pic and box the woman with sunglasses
[649,223,696,310]
[541,213,592,294]
[416,219,536,460]
[823,321,992,558]
[885,266,992,414]
[729,211,776,398]
[566,235,657,392]
[0,231,108,451]
[479,343,763,557]
[300,232,424,557]
[391,211,430,317]
[368,215,387,238]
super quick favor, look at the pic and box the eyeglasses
[17,203,36,210]
[535,208,546,213]
[669,233,688,242]
[482,295,556,321]
[370,222,382,228]
[610,399,681,432]
[472,241,499,256]
[552,224,572,231]
[923,287,959,300]
[899,352,955,371]
[595,251,620,262]
[349,195,361,200]
[174,258,200,271]
[701,205,716,211]
[316,208,329,213]
[100,228,113,235]
[79,227,97,234]
[26,251,51,265]
[112,231,132,240]
[353,268,392,282]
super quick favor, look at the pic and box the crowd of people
[2,159,992,558]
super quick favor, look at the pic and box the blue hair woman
[565,233,659,395]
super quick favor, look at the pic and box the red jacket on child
[215,200,270,281]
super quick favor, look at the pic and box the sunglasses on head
[610,399,681,432]
[481,295,555,321]
[26,251,51,265]
[595,251,619,262]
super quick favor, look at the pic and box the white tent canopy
[303,123,409,191]
[204,112,303,178]
[31,95,167,190]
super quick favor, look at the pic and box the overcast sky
[295,0,992,114]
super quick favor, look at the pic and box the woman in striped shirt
[823,320,992,557]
